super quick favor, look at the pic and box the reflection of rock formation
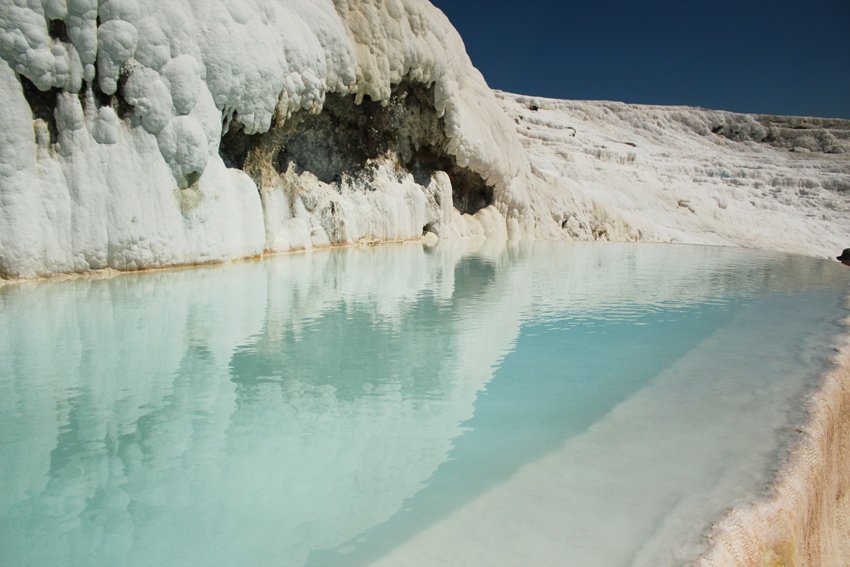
[217,247,517,565]
[0,261,268,566]
[519,242,850,321]
[0,242,847,566]
[0,240,527,566]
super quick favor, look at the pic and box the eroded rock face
[708,114,850,154]
[1,0,848,279]
[0,0,523,278]
[270,83,495,221]
[217,80,498,251]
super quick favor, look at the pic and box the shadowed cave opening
[276,91,403,185]
[48,19,69,43]
[219,119,255,170]
[219,81,494,216]
[16,17,69,147]
[407,147,494,215]
[18,75,60,143]
[16,62,131,151]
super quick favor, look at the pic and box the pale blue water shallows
[1,242,849,567]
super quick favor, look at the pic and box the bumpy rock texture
[0,0,525,279]
[1,0,848,279]
[499,93,850,258]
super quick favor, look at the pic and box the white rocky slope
[0,0,848,280]
[501,92,850,258]
[0,0,526,279]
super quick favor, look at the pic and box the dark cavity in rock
[48,19,69,42]
[18,75,60,144]
[219,117,257,170]
[276,91,406,184]
[222,79,494,215]
[406,147,493,215]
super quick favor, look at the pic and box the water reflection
[0,242,847,567]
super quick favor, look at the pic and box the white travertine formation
[1,3,850,563]
[499,92,850,258]
[0,0,524,279]
[1,0,848,279]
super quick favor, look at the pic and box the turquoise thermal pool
[1,242,848,566]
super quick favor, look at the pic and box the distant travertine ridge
[1,0,848,280]
[499,93,850,258]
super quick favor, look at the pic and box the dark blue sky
[430,0,850,119]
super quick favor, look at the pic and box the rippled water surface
[1,242,848,566]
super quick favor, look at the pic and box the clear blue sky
[430,0,850,119]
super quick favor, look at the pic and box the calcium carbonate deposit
[0,0,528,279]
[0,0,847,280]
[1,2,849,564]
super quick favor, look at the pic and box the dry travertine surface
[497,92,850,259]
[0,0,528,279]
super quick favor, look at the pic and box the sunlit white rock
[0,0,847,280]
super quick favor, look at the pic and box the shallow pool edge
[698,297,850,566]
